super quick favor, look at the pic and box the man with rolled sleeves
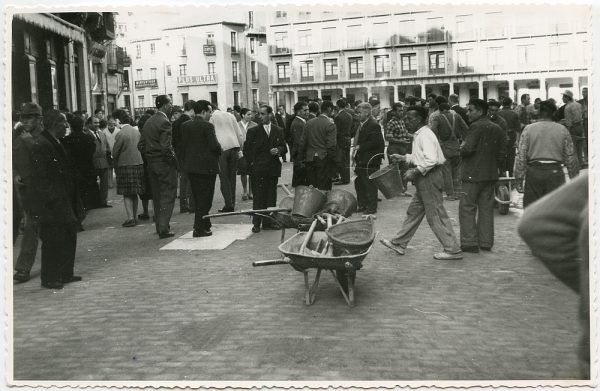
[459,98,507,253]
[138,95,177,239]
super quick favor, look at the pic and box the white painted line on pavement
[159,224,254,251]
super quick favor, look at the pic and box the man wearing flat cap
[560,90,584,167]
[138,95,178,239]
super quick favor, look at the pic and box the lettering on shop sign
[134,79,158,88]
[177,74,218,86]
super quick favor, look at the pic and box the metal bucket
[323,189,358,217]
[369,164,405,199]
[292,185,326,217]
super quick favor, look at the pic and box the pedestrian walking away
[333,98,353,185]
[384,105,462,260]
[172,100,196,213]
[290,101,309,188]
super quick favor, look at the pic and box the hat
[20,102,42,117]
[562,90,574,99]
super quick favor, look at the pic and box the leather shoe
[193,229,213,237]
[158,231,175,239]
[461,246,480,253]
[42,281,64,290]
[14,270,30,283]
[218,206,234,213]
[251,226,261,233]
[122,219,136,227]
[434,251,463,260]
[480,246,492,251]
[63,276,82,284]
[137,213,150,220]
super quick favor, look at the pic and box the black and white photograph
[4,1,596,387]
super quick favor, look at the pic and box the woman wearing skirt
[111,110,146,227]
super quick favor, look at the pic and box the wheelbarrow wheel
[336,269,356,294]
[497,185,510,215]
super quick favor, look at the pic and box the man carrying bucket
[382,106,462,260]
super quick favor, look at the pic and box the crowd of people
[12,86,587,288]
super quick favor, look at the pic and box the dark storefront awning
[13,12,85,42]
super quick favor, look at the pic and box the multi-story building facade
[119,12,268,116]
[12,12,124,116]
[267,6,589,109]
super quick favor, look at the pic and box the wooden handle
[203,208,291,219]
[299,219,318,253]
[252,258,291,267]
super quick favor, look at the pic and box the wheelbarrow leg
[330,270,352,306]
[303,269,322,305]
[303,271,311,305]
[347,270,355,307]
[280,227,286,243]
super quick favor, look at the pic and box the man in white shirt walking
[210,105,244,212]
[381,106,462,260]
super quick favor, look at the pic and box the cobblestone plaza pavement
[10,163,586,383]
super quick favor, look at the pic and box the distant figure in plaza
[307,101,319,120]
[135,114,154,221]
[514,100,579,208]
[210,104,244,213]
[514,93,535,146]
[103,117,120,188]
[298,100,337,191]
[449,94,470,127]
[172,100,195,213]
[430,97,469,201]
[94,108,104,120]
[518,173,589,378]
[384,102,412,196]
[30,110,84,289]
[290,101,309,188]
[12,103,43,283]
[497,97,521,176]
[352,102,385,215]
[138,95,178,239]
[232,105,242,122]
[559,90,584,167]
[244,105,287,233]
[332,98,353,185]
[383,106,462,260]
[578,87,588,166]
[180,100,222,238]
[275,105,291,162]
[111,109,146,228]
[459,98,506,253]
[88,116,112,208]
[64,116,98,212]
[238,108,257,201]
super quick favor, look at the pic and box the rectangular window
[179,64,187,76]
[210,92,218,106]
[232,61,239,82]
[231,32,238,53]
[138,95,145,107]
[152,94,158,104]
[298,29,312,50]
[274,32,289,53]
[150,68,157,79]
[485,12,505,38]
[374,55,390,76]
[136,44,141,58]
[250,37,256,54]
[348,57,364,79]
[277,62,290,82]
[487,47,504,71]
[234,90,240,106]
[456,49,474,73]
[300,60,314,82]
[372,22,388,46]
[455,15,474,40]
[428,51,445,74]
[50,66,58,109]
[347,25,363,48]
[166,65,171,76]
[136,68,142,80]
[323,59,338,80]
[124,95,131,109]
[517,44,535,66]
[251,61,258,82]
[398,19,416,44]
[401,53,417,76]
[181,93,188,103]
[252,89,258,107]
[549,42,569,66]
[150,43,156,55]
[180,37,187,56]
[208,62,216,75]
[426,17,445,42]
[322,27,336,50]
[206,32,214,45]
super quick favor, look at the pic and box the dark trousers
[459,181,496,249]
[13,186,23,244]
[523,164,565,208]
[354,165,379,213]
[219,148,239,209]
[442,156,462,196]
[96,168,110,205]
[506,133,517,176]
[40,222,77,284]
[147,160,178,234]
[251,174,278,228]
[178,171,195,211]
[188,173,217,232]
[292,164,308,188]
[335,146,351,183]
[15,211,39,273]
[306,157,334,191]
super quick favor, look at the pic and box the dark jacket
[275,112,291,142]
[354,116,385,169]
[172,113,192,161]
[497,108,521,135]
[299,114,337,162]
[138,111,176,163]
[29,131,84,223]
[179,117,222,175]
[334,109,353,149]
[290,117,307,165]
[451,104,470,126]
[244,123,287,177]
[460,116,507,182]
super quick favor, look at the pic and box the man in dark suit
[275,105,291,162]
[290,101,309,188]
[179,100,222,237]
[244,105,287,233]
[333,98,353,185]
[138,95,178,239]
[353,102,385,215]
[30,110,84,289]
[172,100,195,213]
[298,100,337,191]
[88,116,112,208]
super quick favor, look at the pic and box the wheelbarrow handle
[252,258,291,267]
[203,208,291,219]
